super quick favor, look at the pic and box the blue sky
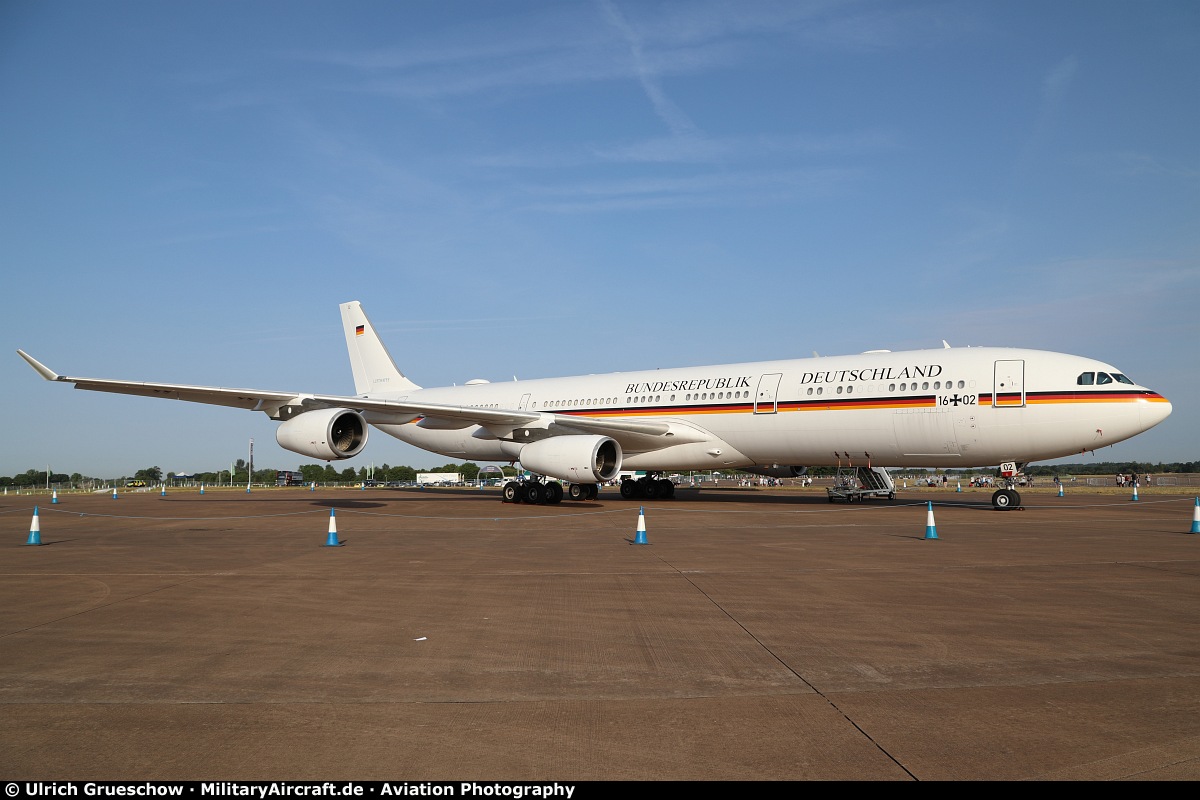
[2,0,1196,478]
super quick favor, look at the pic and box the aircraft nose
[1141,394,1172,431]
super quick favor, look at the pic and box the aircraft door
[993,360,1025,408]
[518,393,531,411]
[754,373,782,414]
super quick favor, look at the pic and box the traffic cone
[200,484,205,495]
[1131,482,1139,502]
[324,508,342,547]
[52,490,58,504]
[1190,498,1199,534]
[634,507,648,544]
[26,506,42,546]
[310,482,316,492]
[1058,483,1064,497]
[160,485,166,497]
[956,481,962,493]
[112,487,118,500]
[924,502,938,540]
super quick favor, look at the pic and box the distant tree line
[1021,461,1199,477]
[1,461,516,489]
[4,460,1195,490]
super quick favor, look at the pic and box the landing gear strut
[990,463,1025,510]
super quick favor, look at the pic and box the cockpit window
[1096,372,1113,385]
[1113,373,1134,385]
[1077,372,1095,385]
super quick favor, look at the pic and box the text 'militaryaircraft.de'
[18,301,1171,510]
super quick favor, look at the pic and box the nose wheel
[991,488,1021,510]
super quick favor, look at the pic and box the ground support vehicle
[826,466,896,503]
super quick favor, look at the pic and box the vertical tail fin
[340,301,420,395]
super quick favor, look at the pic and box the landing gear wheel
[643,480,660,500]
[585,484,598,500]
[546,482,564,504]
[991,489,1020,510]
[524,482,545,505]
[620,481,638,500]
[568,483,586,501]
[502,481,520,503]
[657,479,675,499]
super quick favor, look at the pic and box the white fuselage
[366,347,1171,472]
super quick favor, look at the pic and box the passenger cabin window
[1077,372,1095,385]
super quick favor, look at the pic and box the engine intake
[276,408,368,460]
[518,435,622,484]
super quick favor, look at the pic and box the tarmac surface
[2,484,1199,781]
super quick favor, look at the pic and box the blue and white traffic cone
[1190,498,1199,534]
[956,480,961,493]
[112,487,118,500]
[160,485,166,497]
[200,484,205,495]
[324,508,342,547]
[924,501,938,540]
[1131,482,1139,502]
[52,490,58,504]
[1058,483,1064,497]
[26,506,42,546]
[310,482,316,492]
[634,507,648,544]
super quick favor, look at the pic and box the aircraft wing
[17,349,672,438]
[17,350,302,411]
[327,393,669,436]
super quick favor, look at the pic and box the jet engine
[276,408,368,460]
[518,435,622,484]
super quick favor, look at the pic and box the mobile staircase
[826,466,896,503]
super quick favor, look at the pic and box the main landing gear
[502,478,597,505]
[619,473,675,500]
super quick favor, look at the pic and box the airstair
[827,466,896,503]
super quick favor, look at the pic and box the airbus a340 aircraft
[18,301,1171,510]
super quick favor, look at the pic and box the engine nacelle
[742,465,808,479]
[276,408,368,461]
[518,435,622,484]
